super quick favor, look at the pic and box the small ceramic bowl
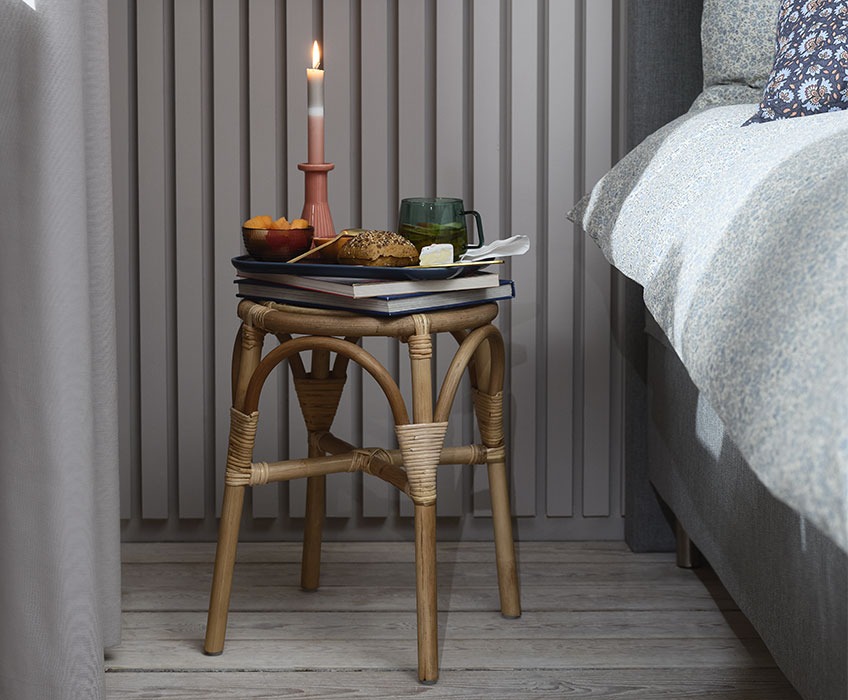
[242,226,314,262]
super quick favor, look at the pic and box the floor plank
[107,542,800,699]
[107,637,780,672]
[121,582,737,613]
[120,540,677,564]
[122,559,715,587]
[105,669,800,700]
[120,609,759,641]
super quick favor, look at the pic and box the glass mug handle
[461,209,484,249]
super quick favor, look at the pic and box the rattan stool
[204,299,521,683]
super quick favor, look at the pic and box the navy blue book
[235,278,515,316]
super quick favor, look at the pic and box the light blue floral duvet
[572,103,848,552]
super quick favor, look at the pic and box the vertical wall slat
[545,0,577,517]
[508,0,539,517]
[285,0,314,519]
[174,0,206,519]
[470,0,501,516]
[359,0,394,518]
[323,0,355,518]
[582,0,614,517]
[109,0,134,520]
[397,2,428,203]
[137,0,171,519]
[434,0,466,517]
[613,0,627,520]
[247,0,283,518]
[212,0,245,516]
[396,0,429,520]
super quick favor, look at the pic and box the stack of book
[234,269,514,316]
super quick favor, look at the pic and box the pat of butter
[419,243,454,266]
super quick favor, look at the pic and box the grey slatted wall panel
[323,0,356,519]
[509,0,540,517]
[211,0,245,519]
[248,0,284,519]
[434,0,468,518]
[470,0,500,518]
[113,0,628,541]
[174,0,206,519]
[109,0,135,520]
[582,0,614,518]
[396,0,429,521]
[136,0,172,519]
[612,0,629,520]
[285,0,312,520]
[359,0,394,519]
[545,0,577,518]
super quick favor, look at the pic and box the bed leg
[675,520,702,569]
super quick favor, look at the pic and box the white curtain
[0,1,121,698]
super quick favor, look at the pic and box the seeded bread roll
[337,230,420,267]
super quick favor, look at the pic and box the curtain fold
[0,1,121,698]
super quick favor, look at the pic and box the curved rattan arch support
[231,325,244,404]
[433,324,505,423]
[242,335,410,425]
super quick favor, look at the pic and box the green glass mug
[397,197,484,259]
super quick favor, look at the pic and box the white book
[236,270,502,298]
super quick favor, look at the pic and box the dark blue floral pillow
[744,0,848,124]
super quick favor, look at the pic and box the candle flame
[312,41,321,70]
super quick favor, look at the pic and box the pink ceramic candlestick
[299,162,335,240]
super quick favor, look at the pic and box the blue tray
[232,255,497,281]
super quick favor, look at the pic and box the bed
[571,2,848,699]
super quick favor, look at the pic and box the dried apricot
[244,215,274,229]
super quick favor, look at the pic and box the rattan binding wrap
[243,301,275,330]
[239,323,266,351]
[224,408,260,486]
[293,377,347,432]
[395,421,449,506]
[250,460,272,486]
[472,389,504,448]
[407,328,432,359]
[350,446,392,473]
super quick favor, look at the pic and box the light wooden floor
[106,541,801,699]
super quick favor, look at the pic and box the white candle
[306,40,324,164]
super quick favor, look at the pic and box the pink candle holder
[298,162,335,242]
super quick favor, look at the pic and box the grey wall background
[109,0,629,542]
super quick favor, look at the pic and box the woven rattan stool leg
[301,474,325,591]
[204,483,245,654]
[205,321,264,655]
[296,349,344,592]
[403,315,443,683]
[488,457,521,618]
[473,332,521,619]
[414,503,438,683]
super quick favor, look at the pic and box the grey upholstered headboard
[626,0,704,150]
[622,0,705,551]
